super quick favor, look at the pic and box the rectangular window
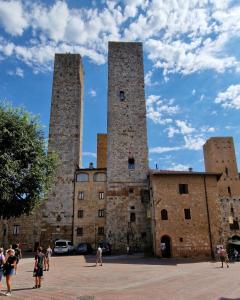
[98,209,105,217]
[179,184,189,194]
[78,191,84,200]
[184,209,191,220]
[98,227,104,235]
[78,210,83,218]
[130,212,136,222]
[230,220,239,230]
[99,192,104,200]
[13,225,20,236]
[77,227,83,236]
[228,186,231,197]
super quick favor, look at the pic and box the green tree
[0,103,57,218]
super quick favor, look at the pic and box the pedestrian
[0,248,5,294]
[33,247,46,288]
[219,246,229,268]
[13,243,22,274]
[4,248,17,296]
[233,248,238,261]
[44,245,52,271]
[95,246,103,266]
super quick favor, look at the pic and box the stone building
[150,171,222,258]
[204,137,240,248]
[1,42,240,258]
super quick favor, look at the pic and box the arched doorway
[161,235,171,258]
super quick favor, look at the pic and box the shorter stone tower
[97,134,107,169]
[204,137,240,244]
[41,54,84,245]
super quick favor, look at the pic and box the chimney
[188,167,193,172]
[89,162,94,169]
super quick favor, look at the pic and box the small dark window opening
[129,188,134,194]
[230,220,239,230]
[141,232,147,239]
[98,227,104,235]
[179,237,183,242]
[128,158,135,169]
[130,206,135,210]
[78,210,83,218]
[161,209,168,220]
[77,227,83,236]
[179,184,188,194]
[225,167,229,176]
[230,205,234,216]
[228,186,231,197]
[130,212,136,222]
[184,209,191,220]
[119,90,125,101]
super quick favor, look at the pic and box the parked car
[98,241,111,255]
[76,243,93,255]
[53,239,75,255]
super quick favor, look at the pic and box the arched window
[93,172,107,182]
[119,90,125,101]
[161,209,168,220]
[76,173,89,182]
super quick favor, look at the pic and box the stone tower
[106,42,150,252]
[204,137,240,244]
[42,54,84,244]
[203,137,240,197]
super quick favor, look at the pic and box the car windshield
[55,241,67,247]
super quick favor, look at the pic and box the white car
[53,240,75,255]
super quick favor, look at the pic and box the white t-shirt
[97,247,102,256]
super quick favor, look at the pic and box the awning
[228,240,240,245]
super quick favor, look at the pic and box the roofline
[150,170,222,181]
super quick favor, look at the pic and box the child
[33,247,46,288]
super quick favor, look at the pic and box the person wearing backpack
[0,248,5,293]
[13,244,22,274]
[33,247,46,289]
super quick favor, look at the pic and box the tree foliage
[0,103,57,218]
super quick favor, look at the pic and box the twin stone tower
[43,42,150,251]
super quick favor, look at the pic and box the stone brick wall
[73,169,107,249]
[150,172,221,258]
[97,134,107,169]
[41,54,84,245]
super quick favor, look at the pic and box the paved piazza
[0,254,239,299]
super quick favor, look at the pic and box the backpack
[37,254,44,268]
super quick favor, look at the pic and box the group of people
[0,244,52,296]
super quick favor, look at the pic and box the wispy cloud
[215,84,240,109]
[82,152,97,158]
[89,89,96,97]
[7,67,24,77]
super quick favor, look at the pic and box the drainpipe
[203,175,214,259]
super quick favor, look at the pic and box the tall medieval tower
[106,42,150,251]
[41,54,84,244]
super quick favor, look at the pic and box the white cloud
[183,134,206,151]
[144,70,158,86]
[149,146,182,154]
[146,95,179,125]
[0,0,28,36]
[215,84,240,109]
[7,67,24,78]
[175,120,195,135]
[89,89,96,97]
[166,163,190,171]
[82,152,97,158]
[0,0,239,76]
[192,89,196,95]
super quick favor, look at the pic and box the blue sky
[0,0,240,171]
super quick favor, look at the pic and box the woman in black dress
[4,249,17,296]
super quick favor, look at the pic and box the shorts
[220,256,225,262]
[33,268,43,277]
[5,268,15,277]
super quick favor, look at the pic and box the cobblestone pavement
[0,254,239,300]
